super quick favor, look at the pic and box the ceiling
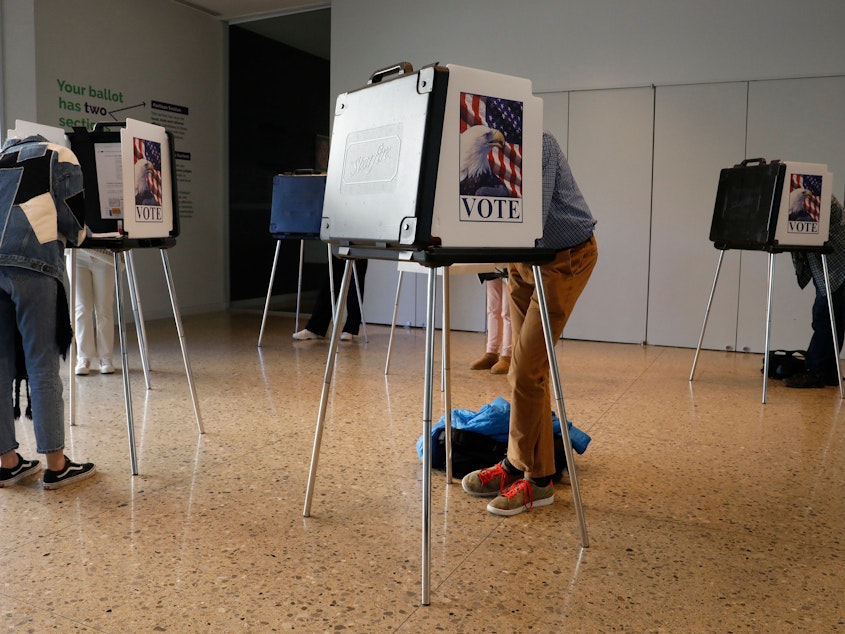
[173,0,331,59]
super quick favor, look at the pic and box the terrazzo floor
[1,310,843,633]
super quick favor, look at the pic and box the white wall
[2,0,227,319]
[331,0,845,350]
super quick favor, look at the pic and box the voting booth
[66,119,202,475]
[258,171,369,344]
[303,62,588,606]
[691,158,842,402]
[320,62,543,259]
[68,119,179,242]
[709,158,833,251]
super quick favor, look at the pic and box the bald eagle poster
[120,118,174,239]
[459,93,524,224]
[773,161,833,247]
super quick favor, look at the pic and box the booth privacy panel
[321,63,543,251]
[270,174,326,238]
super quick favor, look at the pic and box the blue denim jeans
[0,266,65,455]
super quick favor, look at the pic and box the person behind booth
[293,255,368,341]
[0,134,97,489]
[461,131,598,516]
[784,195,845,389]
[471,269,512,375]
[67,248,116,375]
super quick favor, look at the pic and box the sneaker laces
[478,463,509,491]
[501,479,534,509]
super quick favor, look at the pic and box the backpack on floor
[762,350,806,379]
[439,427,568,480]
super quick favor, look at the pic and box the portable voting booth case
[66,120,201,476]
[304,62,589,606]
[691,157,842,402]
[259,171,346,344]
[68,121,180,244]
[709,158,833,251]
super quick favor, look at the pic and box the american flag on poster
[460,93,523,197]
[133,137,163,206]
[788,173,822,222]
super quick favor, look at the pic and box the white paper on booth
[120,118,173,239]
[94,142,124,221]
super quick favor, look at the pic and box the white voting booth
[302,62,587,605]
[690,158,842,402]
[59,118,203,475]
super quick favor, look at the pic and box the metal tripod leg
[420,266,437,605]
[69,249,78,426]
[296,239,305,333]
[533,264,590,548]
[258,240,282,347]
[124,251,151,389]
[114,251,138,475]
[762,253,776,404]
[384,270,405,374]
[160,250,204,434]
[303,259,353,518]
[442,267,452,483]
[690,250,725,382]
[821,254,845,399]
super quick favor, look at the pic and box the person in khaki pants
[462,131,597,516]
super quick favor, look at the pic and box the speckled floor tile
[1,310,843,632]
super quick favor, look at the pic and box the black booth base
[331,245,558,267]
[74,237,177,252]
[713,241,833,255]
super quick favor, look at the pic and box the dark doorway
[227,12,330,306]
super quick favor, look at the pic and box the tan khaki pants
[506,235,598,478]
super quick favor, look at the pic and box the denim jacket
[0,134,86,281]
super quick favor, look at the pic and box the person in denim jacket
[0,134,97,489]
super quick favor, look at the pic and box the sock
[532,475,552,487]
[502,457,523,477]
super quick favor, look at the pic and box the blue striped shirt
[539,132,596,250]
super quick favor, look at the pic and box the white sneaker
[99,359,115,374]
[340,332,353,341]
[75,359,90,376]
[292,329,322,341]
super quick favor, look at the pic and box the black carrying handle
[92,121,126,131]
[735,157,781,168]
[368,62,414,84]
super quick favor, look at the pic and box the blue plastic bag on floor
[415,396,591,469]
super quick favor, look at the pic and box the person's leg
[90,257,116,364]
[299,257,339,337]
[507,236,597,479]
[500,282,512,357]
[485,238,597,515]
[471,280,502,369]
[490,279,512,374]
[342,258,368,335]
[8,270,65,461]
[73,257,96,370]
[0,271,20,461]
[805,282,845,381]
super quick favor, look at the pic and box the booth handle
[736,157,780,167]
[92,121,127,131]
[368,62,414,84]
